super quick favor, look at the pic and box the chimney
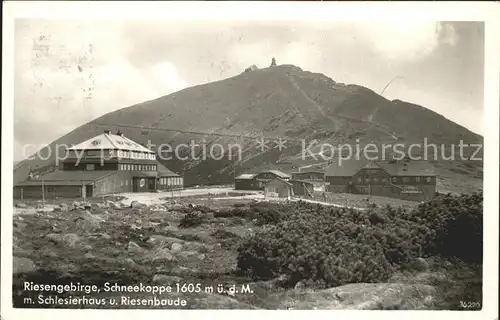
[104,130,111,135]
[402,163,408,172]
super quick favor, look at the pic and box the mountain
[14,64,483,194]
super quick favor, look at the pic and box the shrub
[237,202,399,286]
[236,193,483,287]
[408,192,483,263]
[179,211,205,228]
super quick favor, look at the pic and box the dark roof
[291,169,325,174]
[157,162,180,177]
[14,170,116,186]
[15,180,94,186]
[290,179,314,185]
[377,161,436,176]
[266,170,291,179]
[325,158,371,177]
[265,177,293,187]
[325,159,436,177]
[235,173,257,180]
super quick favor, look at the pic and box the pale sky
[14,20,484,161]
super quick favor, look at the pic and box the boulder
[74,210,104,231]
[146,248,177,264]
[45,233,81,249]
[181,241,207,252]
[177,250,198,259]
[146,235,184,248]
[294,281,306,291]
[130,201,148,209]
[171,243,183,252]
[13,256,36,275]
[15,203,28,208]
[127,241,145,255]
[412,258,430,272]
[59,203,69,212]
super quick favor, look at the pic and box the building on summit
[13,130,183,199]
[324,157,437,201]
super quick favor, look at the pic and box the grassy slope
[14,65,483,193]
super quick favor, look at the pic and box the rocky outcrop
[270,283,436,310]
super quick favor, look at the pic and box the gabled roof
[290,179,314,185]
[235,173,257,180]
[325,158,372,177]
[266,170,291,179]
[14,170,116,186]
[325,158,436,177]
[265,177,293,187]
[67,133,154,153]
[377,161,436,176]
[291,168,325,175]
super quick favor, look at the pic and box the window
[426,177,431,183]
[392,177,396,183]
[120,181,123,187]
[402,177,410,183]
[416,177,421,182]
[125,180,128,186]
[365,178,371,183]
[86,163,95,171]
[357,178,362,183]
[373,177,378,183]
[382,178,388,183]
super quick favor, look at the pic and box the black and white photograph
[1,1,499,319]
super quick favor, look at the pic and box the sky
[14,20,484,161]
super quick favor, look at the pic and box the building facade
[325,158,437,201]
[291,169,325,190]
[264,178,292,200]
[290,180,314,197]
[14,130,183,199]
[234,170,291,191]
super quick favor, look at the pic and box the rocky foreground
[12,198,481,310]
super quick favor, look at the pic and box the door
[85,185,93,198]
[148,178,155,191]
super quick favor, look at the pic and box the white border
[2,2,499,320]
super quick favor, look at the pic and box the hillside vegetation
[15,65,483,193]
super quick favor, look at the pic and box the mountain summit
[14,64,482,193]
